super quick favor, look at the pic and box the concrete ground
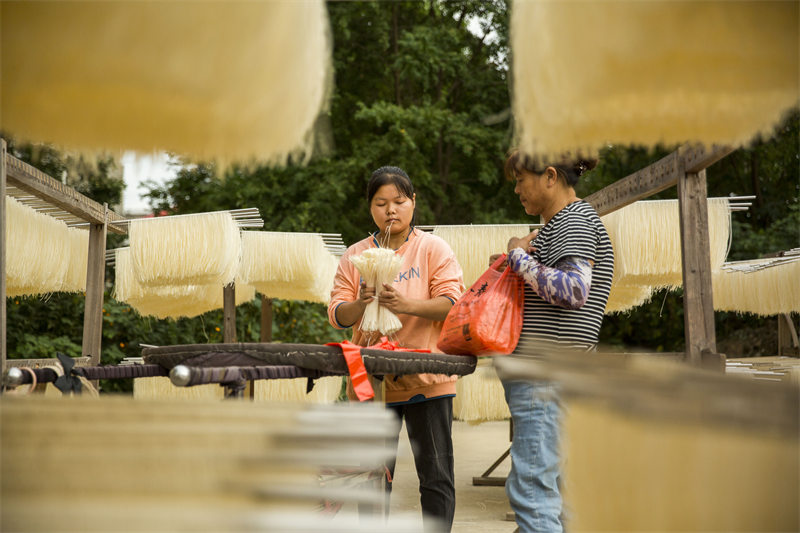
[389,419,517,532]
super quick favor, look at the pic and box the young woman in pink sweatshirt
[328,166,464,532]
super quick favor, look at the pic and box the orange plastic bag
[437,254,524,356]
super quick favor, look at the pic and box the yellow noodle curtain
[511,0,799,157]
[1,1,332,165]
[5,196,89,297]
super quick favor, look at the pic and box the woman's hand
[377,286,452,321]
[507,229,539,254]
[333,282,375,328]
[358,281,375,306]
[489,253,508,272]
[378,283,411,314]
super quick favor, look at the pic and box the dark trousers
[387,396,456,532]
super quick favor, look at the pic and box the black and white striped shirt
[514,201,614,352]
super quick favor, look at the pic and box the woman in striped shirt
[497,150,614,533]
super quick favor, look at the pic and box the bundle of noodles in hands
[349,247,403,336]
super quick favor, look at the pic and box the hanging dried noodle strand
[115,248,254,319]
[129,212,241,288]
[238,231,338,303]
[6,196,71,297]
[61,228,89,293]
[432,225,530,287]
[712,258,800,316]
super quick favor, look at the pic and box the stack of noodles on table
[0,1,331,165]
[5,196,89,297]
[601,197,732,313]
[0,394,433,533]
[510,0,799,158]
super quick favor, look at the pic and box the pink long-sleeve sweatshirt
[327,228,465,403]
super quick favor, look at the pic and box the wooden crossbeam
[585,144,735,216]
[4,153,126,233]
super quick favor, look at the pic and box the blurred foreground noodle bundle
[1,1,331,164]
[511,0,799,157]
[0,395,413,532]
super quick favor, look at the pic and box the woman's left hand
[379,283,411,314]
[508,229,539,253]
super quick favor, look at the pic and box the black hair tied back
[503,149,598,187]
[574,158,597,177]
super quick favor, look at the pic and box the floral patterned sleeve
[507,248,593,309]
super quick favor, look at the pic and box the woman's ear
[546,166,558,185]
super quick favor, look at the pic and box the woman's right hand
[358,281,376,306]
[489,254,507,271]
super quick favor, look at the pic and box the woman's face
[513,168,552,216]
[370,183,415,235]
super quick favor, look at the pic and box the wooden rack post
[260,295,272,342]
[223,284,237,343]
[678,169,722,369]
[82,205,108,366]
[778,313,800,356]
